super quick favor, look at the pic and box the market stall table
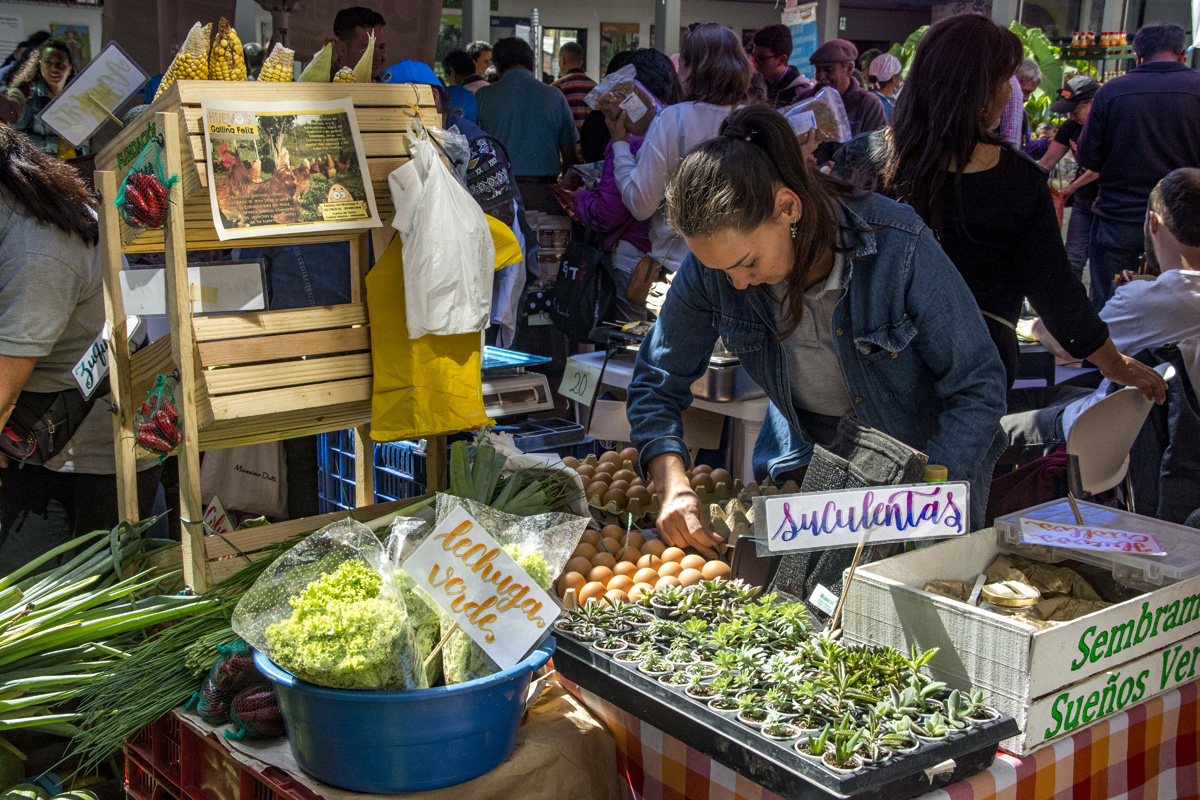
[562,677,1200,800]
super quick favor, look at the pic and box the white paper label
[763,482,970,552]
[789,110,818,135]
[36,42,149,148]
[559,358,604,406]
[72,316,140,398]
[203,496,234,536]
[119,263,266,315]
[618,91,648,123]
[1019,517,1167,556]
[809,583,838,615]
[404,506,559,670]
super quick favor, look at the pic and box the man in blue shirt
[1077,23,1200,310]
[476,37,578,213]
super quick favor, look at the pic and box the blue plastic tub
[252,638,555,793]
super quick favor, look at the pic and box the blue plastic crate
[316,430,428,513]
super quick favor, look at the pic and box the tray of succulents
[553,579,1018,800]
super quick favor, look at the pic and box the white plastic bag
[389,118,495,338]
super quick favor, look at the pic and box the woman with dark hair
[557,48,682,321]
[13,38,85,158]
[627,106,1009,549]
[0,127,160,569]
[840,14,1164,402]
[609,24,755,271]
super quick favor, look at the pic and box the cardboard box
[586,398,724,450]
[841,530,1200,754]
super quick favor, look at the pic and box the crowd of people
[0,7,1196,567]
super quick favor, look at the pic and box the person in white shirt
[607,24,754,272]
[1001,168,1200,460]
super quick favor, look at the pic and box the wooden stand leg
[354,424,374,507]
[426,435,445,493]
[160,111,207,592]
[96,171,139,522]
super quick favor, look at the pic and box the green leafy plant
[805,724,833,757]
[829,726,866,769]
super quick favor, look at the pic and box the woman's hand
[1061,183,1076,201]
[649,453,723,558]
[1099,353,1168,404]
[799,129,819,162]
[604,108,630,143]
[550,183,576,216]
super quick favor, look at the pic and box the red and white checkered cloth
[562,677,1200,800]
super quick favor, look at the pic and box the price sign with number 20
[559,358,603,405]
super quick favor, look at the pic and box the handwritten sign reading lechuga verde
[1019,517,1167,556]
[404,506,557,670]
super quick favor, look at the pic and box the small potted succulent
[761,713,802,742]
[615,641,653,665]
[736,691,770,729]
[593,634,627,655]
[622,629,652,647]
[685,676,720,701]
[963,688,1000,725]
[823,727,865,775]
[666,640,700,666]
[796,724,833,764]
[648,619,682,644]
[556,619,600,642]
[882,717,920,754]
[650,584,686,617]
[764,687,801,720]
[638,651,674,677]
[708,677,741,714]
[658,669,691,689]
[912,711,951,743]
[684,661,719,682]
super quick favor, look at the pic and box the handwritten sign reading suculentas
[761,482,970,552]
[1019,518,1166,556]
[404,506,558,670]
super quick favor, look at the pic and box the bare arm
[1062,169,1099,200]
[1037,140,1071,171]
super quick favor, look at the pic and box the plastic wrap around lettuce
[386,494,585,685]
[232,519,428,691]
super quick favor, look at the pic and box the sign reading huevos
[760,482,970,552]
[404,506,558,669]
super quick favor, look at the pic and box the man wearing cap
[1077,23,1200,310]
[867,53,902,123]
[804,39,886,137]
[751,24,813,108]
[1038,76,1102,282]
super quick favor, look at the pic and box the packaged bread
[584,64,662,135]
[782,86,852,144]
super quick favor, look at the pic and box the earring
[790,220,798,239]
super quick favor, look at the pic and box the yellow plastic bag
[367,217,521,442]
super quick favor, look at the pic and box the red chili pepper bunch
[121,170,170,228]
[136,396,182,455]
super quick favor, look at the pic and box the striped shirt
[554,68,596,132]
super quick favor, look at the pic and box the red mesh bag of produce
[224,683,285,740]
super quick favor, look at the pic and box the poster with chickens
[200,98,381,241]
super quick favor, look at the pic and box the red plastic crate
[126,713,320,800]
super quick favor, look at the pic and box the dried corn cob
[332,67,355,83]
[155,22,211,100]
[258,43,294,82]
[209,18,247,81]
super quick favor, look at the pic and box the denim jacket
[627,192,1008,527]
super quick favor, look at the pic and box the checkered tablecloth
[561,677,1200,800]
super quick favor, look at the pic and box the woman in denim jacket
[627,107,1008,555]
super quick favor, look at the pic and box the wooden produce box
[841,530,1200,755]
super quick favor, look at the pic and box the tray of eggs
[563,449,740,527]
[554,524,733,605]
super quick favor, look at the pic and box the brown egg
[626,486,652,506]
[679,554,707,572]
[607,574,635,593]
[607,480,631,494]
[558,571,586,597]
[657,561,683,579]
[613,561,637,578]
[593,462,617,478]
[661,546,686,563]
[581,530,601,546]
[599,451,622,465]
[586,481,610,501]
[633,567,661,586]
[618,546,641,564]
[628,582,653,602]
[692,464,713,475]
[604,588,629,603]
[626,530,647,549]
[646,481,656,494]
[629,476,645,488]
[601,524,625,540]
[642,539,666,557]
[601,537,623,555]
[702,560,732,581]
[587,565,615,585]
[710,468,733,488]
[602,489,628,508]
[565,556,593,576]
[691,473,716,493]
[655,575,682,589]
[612,469,638,485]
[678,568,704,587]
[636,553,663,570]
[573,542,598,560]
[579,581,607,604]
[591,552,617,570]
[619,446,638,463]
[563,456,579,469]
[575,464,595,479]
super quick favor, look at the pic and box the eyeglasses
[751,53,785,65]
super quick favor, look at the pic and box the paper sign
[760,482,970,552]
[36,41,149,148]
[72,316,140,398]
[404,506,559,670]
[1019,517,1167,556]
[119,263,266,316]
[809,583,838,615]
[203,496,234,536]
[783,2,818,77]
[559,357,603,405]
[0,17,23,67]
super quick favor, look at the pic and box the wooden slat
[121,224,392,254]
[193,304,368,341]
[197,326,370,367]
[197,400,371,450]
[183,106,440,135]
[204,353,373,395]
[206,377,371,420]
[128,336,180,399]
[173,80,438,107]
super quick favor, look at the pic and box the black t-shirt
[1053,119,1098,213]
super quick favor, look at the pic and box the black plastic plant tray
[553,634,1019,800]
